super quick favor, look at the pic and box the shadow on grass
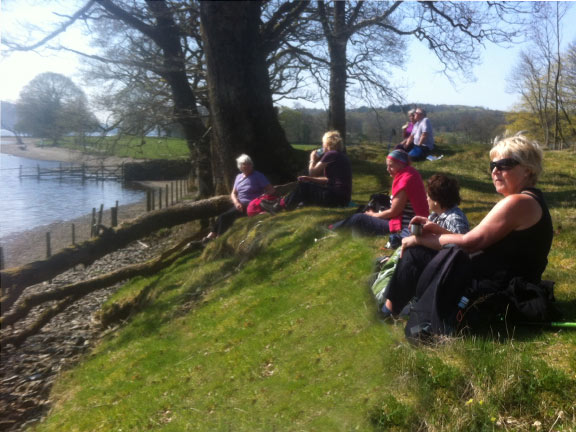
[101,208,354,346]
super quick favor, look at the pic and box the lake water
[0,153,146,239]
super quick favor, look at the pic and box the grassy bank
[33,143,575,431]
[59,136,190,160]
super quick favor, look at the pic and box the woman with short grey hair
[204,154,275,242]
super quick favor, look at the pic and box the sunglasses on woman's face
[490,158,520,172]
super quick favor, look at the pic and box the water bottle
[457,296,469,309]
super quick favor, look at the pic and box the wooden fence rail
[15,163,125,181]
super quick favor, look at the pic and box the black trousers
[213,206,245,236]
[386,245,438,314]
[284,181,348,210]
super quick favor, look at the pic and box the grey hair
[236,154,253,170]
[407,109,416,116]
[416,107,427,117]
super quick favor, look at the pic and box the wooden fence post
[98,204,104,226]
[72,224,76,245]
[0,246,4,270]
[91,208,96,236]
[111,207,118,227]
[46,232,52,258]
[165,184,169,208]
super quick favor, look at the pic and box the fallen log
[1,195,231,315]
[1,238,204,348]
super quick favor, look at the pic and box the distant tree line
[279,104,507,147]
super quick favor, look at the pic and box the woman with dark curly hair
[417,173,469,235]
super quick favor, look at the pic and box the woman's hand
[400,235,418,257]
[310,150,320,163]
[234,200,243,211]
[365,209,382,218]
[409,215,428,227]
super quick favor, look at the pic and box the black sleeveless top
[472,188,553,283]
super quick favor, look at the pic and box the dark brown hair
[427,173,461,210]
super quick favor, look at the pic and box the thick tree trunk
[200,1,298,188]
[0,196,232,311]
[145,0,214,197]
[327,1,348,143]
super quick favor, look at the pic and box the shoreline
[0,137,190,269]
[0,200,148,269]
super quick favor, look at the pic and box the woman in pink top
[330,149,428,243]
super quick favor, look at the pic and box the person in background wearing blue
[203,154,275,242]
[408,108,434,161]
[284,130,352,209]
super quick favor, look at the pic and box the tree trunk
[145,0,214,197]
[0,196,232,309]
[326,1,348,144]
[200,1,298,188]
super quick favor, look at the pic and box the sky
[1,1,576,113]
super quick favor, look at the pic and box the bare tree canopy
[3,0,550,184]
[506,2,575,149]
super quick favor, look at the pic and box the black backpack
[404,246,560,344]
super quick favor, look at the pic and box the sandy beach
[0,137,183,269]
[0,137,137,165]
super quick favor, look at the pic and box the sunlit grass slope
[34,143,576,431]
[60,136,190,159]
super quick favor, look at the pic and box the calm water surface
[0,153,146,239]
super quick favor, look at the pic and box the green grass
[33,143,576,431]
[59,136,190,159]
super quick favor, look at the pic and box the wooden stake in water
[72,224,76,245]
[0,246,4,270]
